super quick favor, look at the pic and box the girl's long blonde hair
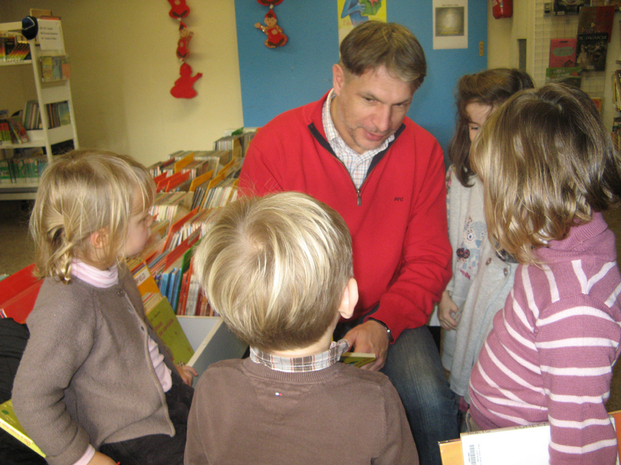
[30,150,155,280]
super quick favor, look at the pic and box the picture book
[576,33,608,71]
[577,5,615,40]
[340,352,376,368]
[553,0,585,15]
[549,38,577,68]
[145,294,195,365]
[545,66,582,88]
[439,410,621,465]
[0,399,46,457]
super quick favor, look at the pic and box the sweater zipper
[334,156,363,206]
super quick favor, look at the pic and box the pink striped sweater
[469,213,621,464]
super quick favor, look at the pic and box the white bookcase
[0,19,78,200]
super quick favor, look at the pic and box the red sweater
[239,92,451,340]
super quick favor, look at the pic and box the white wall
[1,1,243,167]
[487,0,534,72]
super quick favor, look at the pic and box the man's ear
[338,278,358,320]
[332,63,345,95]
[90,228,109,250]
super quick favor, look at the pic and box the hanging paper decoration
[176,21,192,60]
[168,0,190,19]
[171,63,203,99]
[168,0,201,98]
[255,0,288,49]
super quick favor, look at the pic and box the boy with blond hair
[185,192,417,465]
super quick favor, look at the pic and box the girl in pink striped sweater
[467,83,621,464]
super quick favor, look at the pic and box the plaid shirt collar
[250,339,350,373]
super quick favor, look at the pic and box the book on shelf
[576,32,608,71]
[549,38,577,68]
[553,0,586,16]
[214,134,243,160]
[20,100,71,130]
[612,117,621,153]
[39,55,70,82]
[0,399,46,457]
[0,34,31,62]
[29,8,53,18]
[545,66,582,88]
[577,5,615,40]
[0,114,30,145]
[150,191,193,223]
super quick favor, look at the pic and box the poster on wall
[337,0,387,44]
[433,0,468,50]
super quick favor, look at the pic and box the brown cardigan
[13,265,177,465]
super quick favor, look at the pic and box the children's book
[553,0,585,15]
[576,32,608,71]
[549,38,577,68]
[545,66,582,88]
[577,5,615,40]
[340,352,376,368]
[439,410,621,465]
[144,294,195,365]
[0,399,46,457]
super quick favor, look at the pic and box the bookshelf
[0,19,78,200]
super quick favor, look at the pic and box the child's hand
[87,451,118,465]
[176,363,198,386]
[438,290,461,331]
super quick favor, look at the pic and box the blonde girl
[13,150,195,465]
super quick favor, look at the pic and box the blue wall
[234,1,487,155]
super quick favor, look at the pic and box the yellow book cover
[145,295,195,365]
[0,399,46,457]
[340,352,376,368]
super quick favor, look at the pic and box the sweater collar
[536,212,615,262]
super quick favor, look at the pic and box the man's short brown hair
[339,21,426,91]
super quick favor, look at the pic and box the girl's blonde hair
[193,192,353,352]
[30,150,155,280]
[471,83,621,264]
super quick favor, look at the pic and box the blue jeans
[382,326,459,465]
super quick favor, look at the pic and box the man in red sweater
[239,21,457,465]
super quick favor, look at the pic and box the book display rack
[0,19,78,200]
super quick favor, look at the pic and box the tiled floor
[1,200,621,409]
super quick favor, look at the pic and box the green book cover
[0,399,46,457]
[145,295,194,364]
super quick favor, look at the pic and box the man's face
[331,64,414,154]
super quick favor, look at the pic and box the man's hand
[176,364,198,386]
[87,451,117,465]
[343,319,390,371]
